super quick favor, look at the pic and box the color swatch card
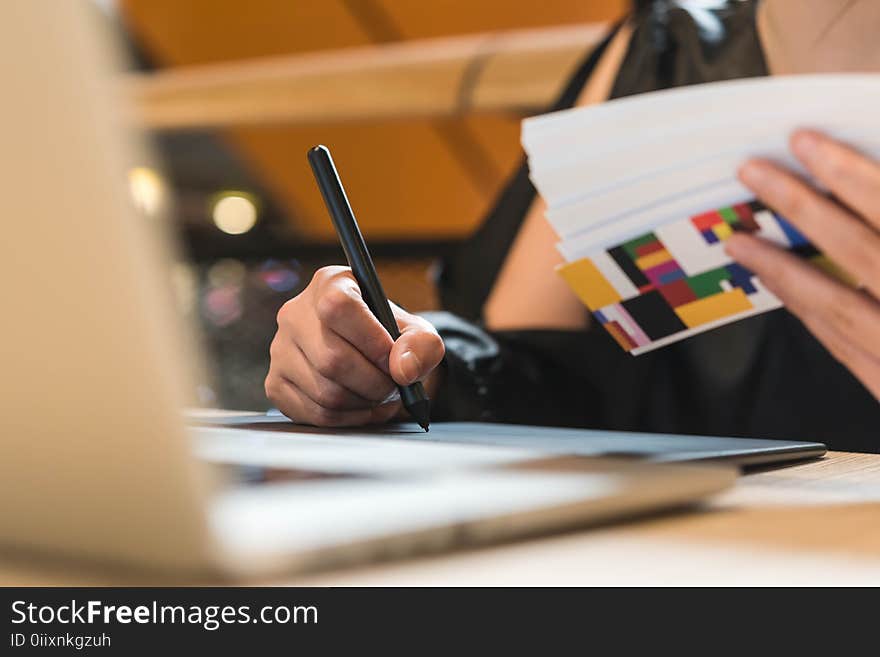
[521,74,879,354]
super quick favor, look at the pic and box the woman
[265,0,880,451]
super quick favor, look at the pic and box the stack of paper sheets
[521,74,880,354]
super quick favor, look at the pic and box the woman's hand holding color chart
[522,75,880,376]
[727,130,880,401]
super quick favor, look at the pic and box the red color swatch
[692,211,722,231]
[634,240,665,257]
[658,278,697,307]
[733,203,759,231]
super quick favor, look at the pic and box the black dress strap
[436,23,624,321]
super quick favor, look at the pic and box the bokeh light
[128,166,165,216]
[208,258,247,288]
[203,286,243,327]
[257,259,303,293]
[170,263,198,315]
[212,192,258,235]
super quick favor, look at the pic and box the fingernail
[738,161,764,188]
[791,131,820,162]
[724,234,749,259]
[399,350,422,385]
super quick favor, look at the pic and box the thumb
[388,307,445,386]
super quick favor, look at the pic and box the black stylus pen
[308,145,431,432]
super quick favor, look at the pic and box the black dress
[427,0,879,452]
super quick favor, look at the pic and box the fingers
[738,156,880,299]
[270,340,380,411]
[725,233,880,361]
[294,325,397,403]
[314,269,395,371]
[266,374,401,428]
[268,264,445,426]
[732,133,880,403]
[389,312,446,385]
[790,130,880,229]
[311,267,445,387]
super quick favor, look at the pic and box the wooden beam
[124,23,609,129]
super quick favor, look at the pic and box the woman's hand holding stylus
[266,266,445,426]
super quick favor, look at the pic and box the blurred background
[101,0,628,410]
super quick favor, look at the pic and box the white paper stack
[521,74,880,354]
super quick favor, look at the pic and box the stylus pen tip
[405,397,430,433]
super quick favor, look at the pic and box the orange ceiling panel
[121,0,371,63]
[372,0,627,38]
[229,119,506,241]
[121,0,626,242]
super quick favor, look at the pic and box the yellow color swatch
[634,248,671,271]
[557,258,621,311]
[712,222,733,241]
[675,288,752,328]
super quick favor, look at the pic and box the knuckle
[780,180,808,217]
[275,297,300,328]
[828,291,861,335]
[759,258,790,293]
[268,336,281,361]
[314,381,348,409]
[313,345,347,379]
[311,266,335,285]
[310,405,343,427]
[848,231,880,283]
[312,265,351,288]
[315,287,357,324]
[264,373,280,402]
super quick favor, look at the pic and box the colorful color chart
[522,75,877,355]
[557,200,838,354]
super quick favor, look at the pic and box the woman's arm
[484,22,634,331]
[483,195,586,330]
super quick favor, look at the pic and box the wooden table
[296,451,880,586]
[3,447,880,586]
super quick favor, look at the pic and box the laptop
[0,2,801,578]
